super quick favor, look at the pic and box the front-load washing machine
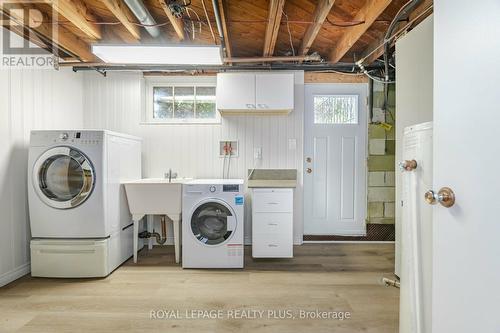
[27,130,141,277]
[182,179,245,268]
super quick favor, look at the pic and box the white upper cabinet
[216,73,256,110]
[216,73,294,115]
[255,73,294,111]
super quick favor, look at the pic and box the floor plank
[0,244,399,333]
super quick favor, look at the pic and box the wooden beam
[329,0,392,63]
[217,0,232,58]
[263,0,285,57]
[304,72,368,84]
[158,0,185,40]
[298,0,336,55]
[101,0,141,40]
[47,0,101,40]
[3,5,95,61]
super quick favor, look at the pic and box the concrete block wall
[367,82,396,224]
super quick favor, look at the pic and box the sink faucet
[164,169,178,183]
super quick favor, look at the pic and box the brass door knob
[306,168,312,174]
[425,187,456,208]
[399,159,418,171]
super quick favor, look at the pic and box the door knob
[306,157,312,163]
[399,159,418,171]
[425,187,456,208]
[306,168,312,174]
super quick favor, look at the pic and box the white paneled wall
[82,71,304,244]
[0,66,84,286]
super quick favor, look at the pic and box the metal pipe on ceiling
[211,0,227,56]
[123,0,161,38]
[60,54,322,68]
[66,62,382,73]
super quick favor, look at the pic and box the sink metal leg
[172,217,181,264]
[147,215,153,250]
[132,214,144,264]
[133,219,139,264]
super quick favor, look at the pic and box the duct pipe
[211,0,227,56]
[124,0,161,38]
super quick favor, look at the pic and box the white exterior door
[303,84,368,235]
[432,0,500,331]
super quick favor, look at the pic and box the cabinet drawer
[252,189,293,213]
[253,213,292,235]
[252,234,293,258]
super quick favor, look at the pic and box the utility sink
[123,178,192,216]
[247,169,297,188]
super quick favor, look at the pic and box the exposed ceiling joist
[158,0,185,40]
[47,0,102,40]
[263,0,285,57]
[217,0,232,58]
[329,0,392,63]
[3,5,95,61]
[298,0,336,55]
[101,0,141,40]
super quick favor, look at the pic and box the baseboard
[303,224,395,242]
[0,263,30,287]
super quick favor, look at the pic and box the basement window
[145,77,219,124]
[313,95,358,124]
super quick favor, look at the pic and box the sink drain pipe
[138,215,168,245]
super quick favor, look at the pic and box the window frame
[144,76,220,124]
[312,94,359,125]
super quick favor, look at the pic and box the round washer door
[33,146,95,209]
[190,199,237,246]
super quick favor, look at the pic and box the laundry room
[1,1,499,333]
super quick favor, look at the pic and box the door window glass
[191,202,233,245]
[314,95,358,124]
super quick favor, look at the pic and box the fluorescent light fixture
[91,44,223,65]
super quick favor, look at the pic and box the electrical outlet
[288,138,297,150]
[254,147,262,159]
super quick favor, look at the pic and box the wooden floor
[0,244,399,333]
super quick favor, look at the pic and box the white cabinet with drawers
[252,188,293,258]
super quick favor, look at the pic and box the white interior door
[304,84,367,235]
[432,1,500,331]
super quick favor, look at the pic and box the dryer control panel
[30,130,104,146]
[223,184,240,192]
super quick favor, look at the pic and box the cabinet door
[216,73,256,110]
[255,73,294,110]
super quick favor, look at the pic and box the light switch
[254,147,262,159]
[288,139,297,150]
